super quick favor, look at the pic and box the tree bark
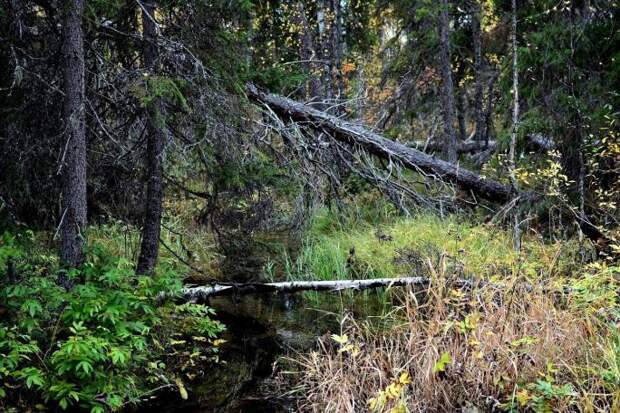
[294,1,322,101]
[509,0,521,251]
[246,83,513,203]
[60,0,87,269]
[470,0,485,142]
[330,0,345,102]
[455,64,467,142]
[137,1,165,275]
[316,0,333,109]
[438,0,458,163]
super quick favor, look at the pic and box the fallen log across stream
[246,83,513,203]
[182,277,443,302]
[178,276,572,302]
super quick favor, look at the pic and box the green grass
[286,208,583,282]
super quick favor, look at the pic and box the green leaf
[76,360,93,375]
[432,352,452,374]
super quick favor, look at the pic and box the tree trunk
[60,0,87,269]
[484,71,498,146]
[316,0,333,109]
[438,0,458,163]
[330,0,345,102]
[455,63,467,142]
[246,83,513,203]
[509,0,521,251]
[294,1,322,101]
[470,0,485,142]
[137,2,165,275]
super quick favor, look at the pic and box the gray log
[246,83,513,203]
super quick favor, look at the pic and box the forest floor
[1,195,618,412]
[269,201,619,413]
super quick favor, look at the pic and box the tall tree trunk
[60,0,87,269]
[137,2,165,275]
[455,62,467,142]
[484,71,498,146]
[509,0,521,251]
[470,0,485,142]
[330,0,345,103]
[438,0,458,163]
[316,0,333,109]
[294,1,321,101]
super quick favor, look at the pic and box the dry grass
[280,260,618,412]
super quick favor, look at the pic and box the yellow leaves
[368,372,411,412]
[191,336,207,342]
[331,333,349,345]
[212,339,227,347]
[338,343,361,356]
[510,336,538,349]
[516,388,531,406]
[398,372,411,385]
[385,382,402,399]
[331,334,360,356]
[457,313,480,334]
[175,377,188,400]
[389,405,406,413]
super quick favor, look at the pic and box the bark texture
[294,2,322,101]
[137,2,165,275]
[438,0,458,163]
[60,0,87,268]
[470,0,486,142]
[246,83,513,203]
[510,0,522,251]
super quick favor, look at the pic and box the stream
[141,291,391,412]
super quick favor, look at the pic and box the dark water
[139,291,391,413]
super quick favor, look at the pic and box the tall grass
[286,210,582,282]
[280,260,620,412]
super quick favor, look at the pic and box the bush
[0,232,224,412]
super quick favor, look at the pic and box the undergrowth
[286,208,583,282]
[280,259,620,412]
[277,200,617,412]
[0,231,224,412]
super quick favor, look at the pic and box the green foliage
[287,203,581,282]
[0,234,224,412]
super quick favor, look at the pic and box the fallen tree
[246,83,513,203]
[176,275,572,302]
[245,84,610,248]
[181,276,466,302]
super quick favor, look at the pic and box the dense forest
[1,0,619,412]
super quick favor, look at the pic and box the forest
[0,0,619,412]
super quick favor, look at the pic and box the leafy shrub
[0,232,224,412]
